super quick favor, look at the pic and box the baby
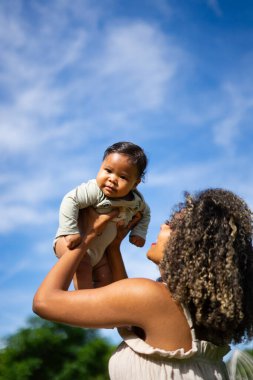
[54,141,150,289]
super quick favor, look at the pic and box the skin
[55,153,145,289]
[146,223,172,265]
[96,152,141,199]
[33,210,192,352]
[63,152,144,250]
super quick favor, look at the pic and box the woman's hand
[109,211,143,249]
[78,207,119,246]
[65,233,83,249]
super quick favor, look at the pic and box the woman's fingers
[86,207,119,235]
[114,212,143,243]
[127,211,142,230]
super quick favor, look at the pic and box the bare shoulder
[110,277,169,298]
[108,277,176,316]
[119,278,192,351]
[80,277,175,328]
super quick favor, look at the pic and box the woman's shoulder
[115,277,176,310]
[115,278,192,350]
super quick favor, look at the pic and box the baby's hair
[103,141,148,181]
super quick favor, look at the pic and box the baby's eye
[105,168,112,173]
[120,175,128,180]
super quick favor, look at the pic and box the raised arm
[106,212,142,282]
[33,210,122,322]
[33,208,162,329]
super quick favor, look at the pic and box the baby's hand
[65,233,82,249]
[129,235,145,247]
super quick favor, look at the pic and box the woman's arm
[33,248,160,329]
[33,209,164,330]
[106,245,127,282]
[33,210,121,321]
[106,212,143,282]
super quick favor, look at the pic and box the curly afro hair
[160,188,253,345]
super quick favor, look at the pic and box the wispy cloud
[148,158,253,208]
[0,1,186,235]
[206,0,222,16]
[0,2,183,156]
[213,82,253,151]
[94,22,180,110]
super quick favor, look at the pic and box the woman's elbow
[32,292,49,318]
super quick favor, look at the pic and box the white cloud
[212,83,253,151]
[147,158,253,206]
[0,238,56,285]
[95,21,181,111]
[206,0,222,16]
[0,205,56,233]
[1,0,252,240]
[0,1,183,158]
[0,258,32,285]
[0,168,92,233]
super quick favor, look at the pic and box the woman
[33,188,253,379]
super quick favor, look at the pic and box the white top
[109,305,230,380]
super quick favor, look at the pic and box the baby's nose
[109,174,117,183]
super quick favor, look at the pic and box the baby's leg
[54,236,70,259]
[54,237,93,290]
[92,254,112,288]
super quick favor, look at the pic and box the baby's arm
[57,181,99,241]
[129,235,145,247]
[129,203,151,247]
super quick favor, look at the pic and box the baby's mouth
[105,185,116,192]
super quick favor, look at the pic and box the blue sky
[1,0,253,353]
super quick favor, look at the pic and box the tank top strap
[181,304,197,341]
[158,278,198,342]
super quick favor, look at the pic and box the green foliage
[226,349,253,380]
[0,316,115,380]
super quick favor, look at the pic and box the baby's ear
[134,178,141,188]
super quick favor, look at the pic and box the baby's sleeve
[56,180,99,236]
[129,202,151,241]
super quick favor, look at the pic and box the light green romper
[55,179,150,266]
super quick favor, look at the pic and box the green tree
[0,316,115,380]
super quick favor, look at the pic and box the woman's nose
[159,223,171,238]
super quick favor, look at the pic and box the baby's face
[96,153,140,199]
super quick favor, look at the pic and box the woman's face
[146,223,172,265]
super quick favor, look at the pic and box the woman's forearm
[106,243,128,281]
[33,209,120,322]
[106,213,143,281]
[33,225,99,315]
